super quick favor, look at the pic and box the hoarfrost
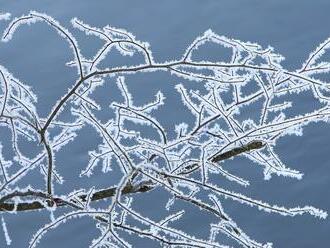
[0,11,329,248]
[1,217,12,246]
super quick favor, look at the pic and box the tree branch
[0,180,153,212]
[0,141,265,212]
[209,140,265,163]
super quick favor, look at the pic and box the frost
[0,11,329,248]
[0,13,11,21]
[1,217,12,246]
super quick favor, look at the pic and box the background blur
[0,1,330,247]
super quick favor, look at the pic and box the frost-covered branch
[0,11,330,247]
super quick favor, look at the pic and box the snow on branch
[0,11,330,247]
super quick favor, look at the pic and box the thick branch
[0,141,264,212]
[0,181,153,212]
[209,141,265,163]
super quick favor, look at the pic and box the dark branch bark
[209,141,265,163]
[0,141,264,212]
[0,181,153,212]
